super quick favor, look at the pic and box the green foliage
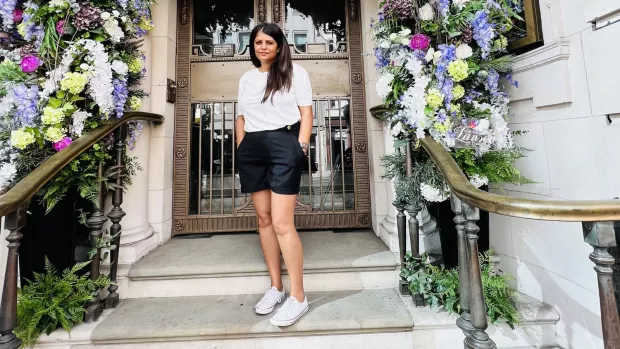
[401,251,521,329]
[453,147,535,186]
[15,258,109,347]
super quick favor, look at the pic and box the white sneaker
[255,287,286,315]
[270,296,309,327]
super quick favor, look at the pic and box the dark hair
[249,23,293,103]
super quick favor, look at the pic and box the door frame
[172,0,371,235]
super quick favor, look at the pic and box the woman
[236,23,313,327]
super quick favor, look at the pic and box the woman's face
[254,31,278,66]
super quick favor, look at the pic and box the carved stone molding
[258,0,267,23]
[272,0,282,23]
[352,73,362,84]
[359,214,370,225]
[174,220,185,232]
[349,0,358,21]
[180,0,188,25]
[355,142,367,153]
[175,148,187,158]
[177,78,188,88]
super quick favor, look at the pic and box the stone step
[405,292,560,349]
[123,230,398,299]
[75,289,414,349]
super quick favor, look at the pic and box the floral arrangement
[373,0,531,205]
[0,0,155,211]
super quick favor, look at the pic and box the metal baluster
[582,221,620,349]
[404,137,424,305]
[395,200,409,295]
[196,104,203,214]
[0,207,26,349]
[451,195,474,336]
[462,203,496,349]
[106,126,127,309]
[84,163,107,322]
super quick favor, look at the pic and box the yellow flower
[60,72,88,94]
[138,18,154,32]
[425,88,444,109]
[10,129,36,150]
[434,123,448,133]
[493,36,508,52]
[44,127,65,143]
[128,57,142,74]
[450,104,461,114]
[42,107,65,125]
[452,85,465,100]
[129,96,142,110]
[447,59,469,82]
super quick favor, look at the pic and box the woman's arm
[298,106,313,155]
[236,115,246,148]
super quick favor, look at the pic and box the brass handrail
[420,135,620,222]
[0,111,164,217]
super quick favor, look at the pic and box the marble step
[73,289,414,349]
[122,230,398,299]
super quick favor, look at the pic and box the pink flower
[53,137,72,152]
[20,55,41,73]
[13,9,23,23]
[56,20,65,34]
[409,34,431,51]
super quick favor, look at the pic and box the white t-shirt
[237,63,313,132]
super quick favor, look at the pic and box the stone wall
[489,1,620,348]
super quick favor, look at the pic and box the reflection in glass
[193,0,254,56]
[285,0,347,54]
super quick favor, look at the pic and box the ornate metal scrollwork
[180,0,188,25]
[359,214,370,225]
[258,0,268,23]
[272,0,282,23]
[174,220,185,232]
[355,142,367,153]
[352,73,362,84]
[177,78,188,88]
[175,148,187,158]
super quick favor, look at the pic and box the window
[238,32,251,54]
[293,32,307,52]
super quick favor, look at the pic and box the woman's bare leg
[252,189,283,291]
[270,192,304,301]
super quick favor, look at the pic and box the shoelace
[257,289,280,308]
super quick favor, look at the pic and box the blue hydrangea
[471,11,496,59]
[464,90,483,103]
[435,45,456,82]
[437,110,448,123]
[117,0,128,9]
[113,78,128,118]
[485,69,500,96]
[12,83,39,127]
[505,73,519,88]
[440,78,454,108]
[20,6,45,48]
[439,0,450,17]
[374,47,389,69]
[0,0,17,30]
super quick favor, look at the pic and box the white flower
[111,60,129,76]
[71,110,91,137]
[0,162,16,191]
[376,73,394,100]
[425,47,435,63]
[469,174,489,188]
[475,119,490,132]
[49,0,67,7]
[391,122,403,137]
[419,3,435,21]
[398,28,412,37]
[379,39,391,49]
[405,56,423,78]
[452,0,470,10]
[101,12,111,20]
[120,16,127,23]
[420,183,449,202]
[401,38,410,46]
[112,10,120,17]
[455,44,473,59]
[103,18,124,43]
[80,63,90,71]
[433,50,442,64]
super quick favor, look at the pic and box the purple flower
[438,0,450,17]
[20,55,40,73]
[485,69,500,96]
[117,0,128,9]
[437,110,448,123]
[435,45,456,82]
[505,73,519,88]
[464,90,482,103]
[20,8,44,48]
[382,0,414,19]
[113,78,128,118]
[409,34,430,50]
[471,11,496,59]
[53,137,72,152]
[0,0,17,30]
[55,20,65,34]
[127,121,143,150]
[12,83,38,127]
[374,47,389,69]
[440,78,454,108]
[12,8,21,23]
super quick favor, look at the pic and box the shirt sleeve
[294,65,313,107]
[237,74,245,116]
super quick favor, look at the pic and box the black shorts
[237,123,304,195]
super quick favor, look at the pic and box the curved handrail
[419,135,620,222]
[0,111,164,217]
